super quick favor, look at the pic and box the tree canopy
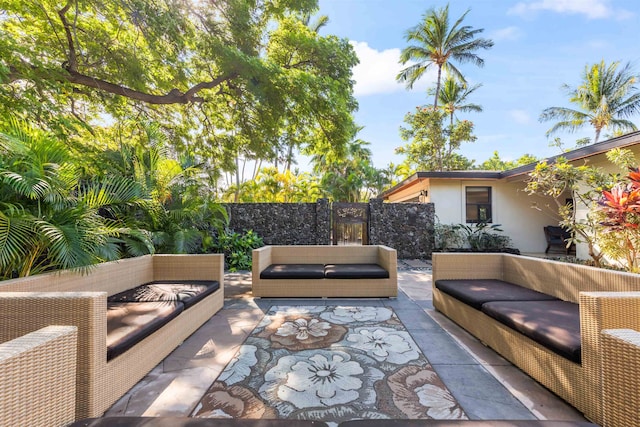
[396,3,493,108]
[540,60,640,143]
[0,0,358,173]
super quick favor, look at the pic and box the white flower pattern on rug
[276,318,331,340]
[193,305,467,423]
[217,344,257,385]
[346,327,420,364]
[320,306,393,324]
[263,352,364,408]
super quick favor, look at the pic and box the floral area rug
[192,306,467,425]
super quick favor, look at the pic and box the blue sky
[314,0,640,170]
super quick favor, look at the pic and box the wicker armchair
[543,225,575,254]
[0,326,78,427]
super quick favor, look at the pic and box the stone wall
[223,199,434,259]
[224,202,330,245]
[368,199,435,259]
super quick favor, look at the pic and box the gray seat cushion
[435,279,559,310]
[324,263,389,279]
[481,300,581,363]
[260,264,325,279]
[108,280,220,309]
[107,301,184,360]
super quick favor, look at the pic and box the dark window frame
[465,186,492,223]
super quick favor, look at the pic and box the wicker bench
[0,254,224,421]
[432,252,640,425]
[252,245,397,298]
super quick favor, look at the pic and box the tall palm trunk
[433,65,443,109]
[234,153,240,203]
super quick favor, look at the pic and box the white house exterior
[381,131,640,256]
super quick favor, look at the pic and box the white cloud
[489,26,523,41]
[507,0,631,20]
[350,41,436,97]
[509,109,532,125]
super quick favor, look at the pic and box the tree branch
[58,0,78,72]
[63,69,238,104]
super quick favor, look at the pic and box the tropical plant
[540,60,640,143]
[457,222,512,251]
[397,3,493,108]
[1,0,358,183]
[588,148,640,272]
[433,221,465,250]
[433,220,511,251]
[309,129,388,202]
[525,157,613,267]
[397,106,476,172]
[0,119,153,278]
[432,76,483,125]
[211,229,264,271]
[478,151,538,171]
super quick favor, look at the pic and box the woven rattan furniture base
[0,326,78,427]
[601,329,640,427]
[252,245,397,297]
[0,254,224,421]
[432,252,640,426]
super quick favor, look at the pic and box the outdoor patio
[102,260,588,424]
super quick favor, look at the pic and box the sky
[312,0,640,170]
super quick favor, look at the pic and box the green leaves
[397,106,475,172]
[397,3,493,107]
[541,60,640,143]
[211,229,264,271]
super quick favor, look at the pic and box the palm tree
[434,76,483,126]
[397,3,493,108]
[540,60,640,143]
[0,119,153,278]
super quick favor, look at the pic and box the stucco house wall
[429,179,557,253]
[382,131,640,259]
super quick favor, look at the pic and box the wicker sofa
[432,252,640,425]
[0,254,224,421]
[0,325,78,427]
[252,245,397,298]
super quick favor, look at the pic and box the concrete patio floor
[104,260,588,422]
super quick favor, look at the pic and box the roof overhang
[381,130,640,199]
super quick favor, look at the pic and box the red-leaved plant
[597,167,640,271]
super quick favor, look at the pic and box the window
[466,186,492,223]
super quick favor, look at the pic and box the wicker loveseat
[0,254,224,421]
[432,252,640,425]
[252,245,397,298]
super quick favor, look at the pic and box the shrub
[211,229,263,271]
[458,222,512,251]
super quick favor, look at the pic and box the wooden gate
[332,202,369,245]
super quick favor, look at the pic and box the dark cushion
[260,264,325,279]
[324,263,389,279]
[107,301,184,360]
[435,279,559,310]
[481,300,581,363]
[108,280,220,309]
